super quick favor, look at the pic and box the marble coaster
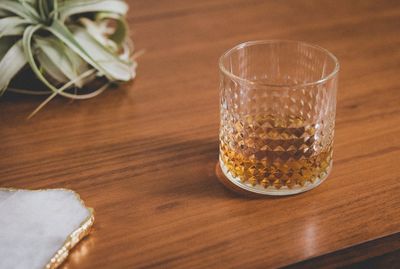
[0,188,94,269]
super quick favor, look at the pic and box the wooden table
[1,0,400,268]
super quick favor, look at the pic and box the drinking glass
[218,40,339,195]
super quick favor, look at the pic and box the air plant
[0,0,137,118]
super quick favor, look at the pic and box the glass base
[218,157,332,196]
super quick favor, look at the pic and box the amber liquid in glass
[220,115,333,189]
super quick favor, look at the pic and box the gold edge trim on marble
[0,187,95,269]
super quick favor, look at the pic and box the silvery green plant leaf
[72,26,132,81]
[80,17,118,51]
[93,13,127,46]
[0,1,39,22]
[35,36,89,87]
[36,51,69,84]
[0,0,137,118]
[0,41,27,94]
[47,20,116,80]
[0,17,29,38]
[58,0,128,21]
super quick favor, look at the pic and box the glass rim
[219,40,340,88]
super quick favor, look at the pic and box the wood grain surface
[1,0,400,268]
